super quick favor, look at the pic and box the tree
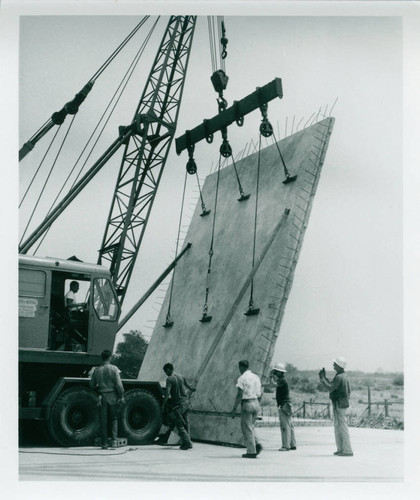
[112,330,148,379]
[392,373,404,386]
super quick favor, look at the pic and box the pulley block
[211,70,229,94]
[220,139,232,158]
[259,120,274,138]
[186,157,197,175]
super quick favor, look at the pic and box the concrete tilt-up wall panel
[139,117,335,446]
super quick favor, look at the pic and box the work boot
[242,453,257,458]
[256,443,263,455]
[179,444,192,450]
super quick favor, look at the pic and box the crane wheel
[47,386,100,447]
[119,389,162,444]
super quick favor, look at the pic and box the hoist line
[271,129,290,177]
[249,133,263,304]
[32,227,49,255]
[89,16,151,82]
[195,171,208,213]
[217,16,222,67]
[165,169,188,321]
[192,208,290,387]
[19,116,77,248]
[68,18,159,192]
[19,126,62,209]
[207,16,216,73]
[203,153,222,313]
[212,16,218,72]
[20,17,152,161]
[230,150,247,199]
[31,18,159,256]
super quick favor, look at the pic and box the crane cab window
[19,269,46,299]
[93,278,119,321]
[50,273,91,352]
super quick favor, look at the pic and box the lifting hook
[186,142,197,175]
[221,21,228,59]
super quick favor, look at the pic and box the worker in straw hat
[271,362,297,451]
[319,357,353,456]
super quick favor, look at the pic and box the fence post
[303,402,306,419]
[384,399,389,417]
[367,385,371,417]
[327,402,331,419]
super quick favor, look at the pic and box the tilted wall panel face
[139,118,335,445]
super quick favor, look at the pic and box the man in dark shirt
[90,350,124,449]
[319,356,353,456]
[271,362,296,451]
[162,363,196,450]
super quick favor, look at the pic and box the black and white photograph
[1,0,419,498]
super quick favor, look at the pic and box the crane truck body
[19,254,162,446]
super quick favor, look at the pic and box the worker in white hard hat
[319,357,353,456]
[271,362,297,451]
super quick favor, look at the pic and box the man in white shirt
[64,281,84,311]
[231,360,263,458]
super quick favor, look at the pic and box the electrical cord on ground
[19,447,139,456]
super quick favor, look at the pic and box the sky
[2,1,420,499]
[15,12,407,374]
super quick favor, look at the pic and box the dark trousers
[100,392,118,445]
[173,403,192,447]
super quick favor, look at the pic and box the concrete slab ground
[19,426,403,482]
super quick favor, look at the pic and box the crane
[18,15,198,448]
[18,15,285,447]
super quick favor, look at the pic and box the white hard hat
[272,362,287,373]
[333,357,347,369]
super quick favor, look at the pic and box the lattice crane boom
[97,16,197,304]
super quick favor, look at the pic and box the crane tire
[47,386,99,447]
[119,389,162,444]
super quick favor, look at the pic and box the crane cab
[19,255,120,358]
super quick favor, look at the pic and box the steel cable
[164,169,189,325]
[29,18,160,254]
[19,116,76,247]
